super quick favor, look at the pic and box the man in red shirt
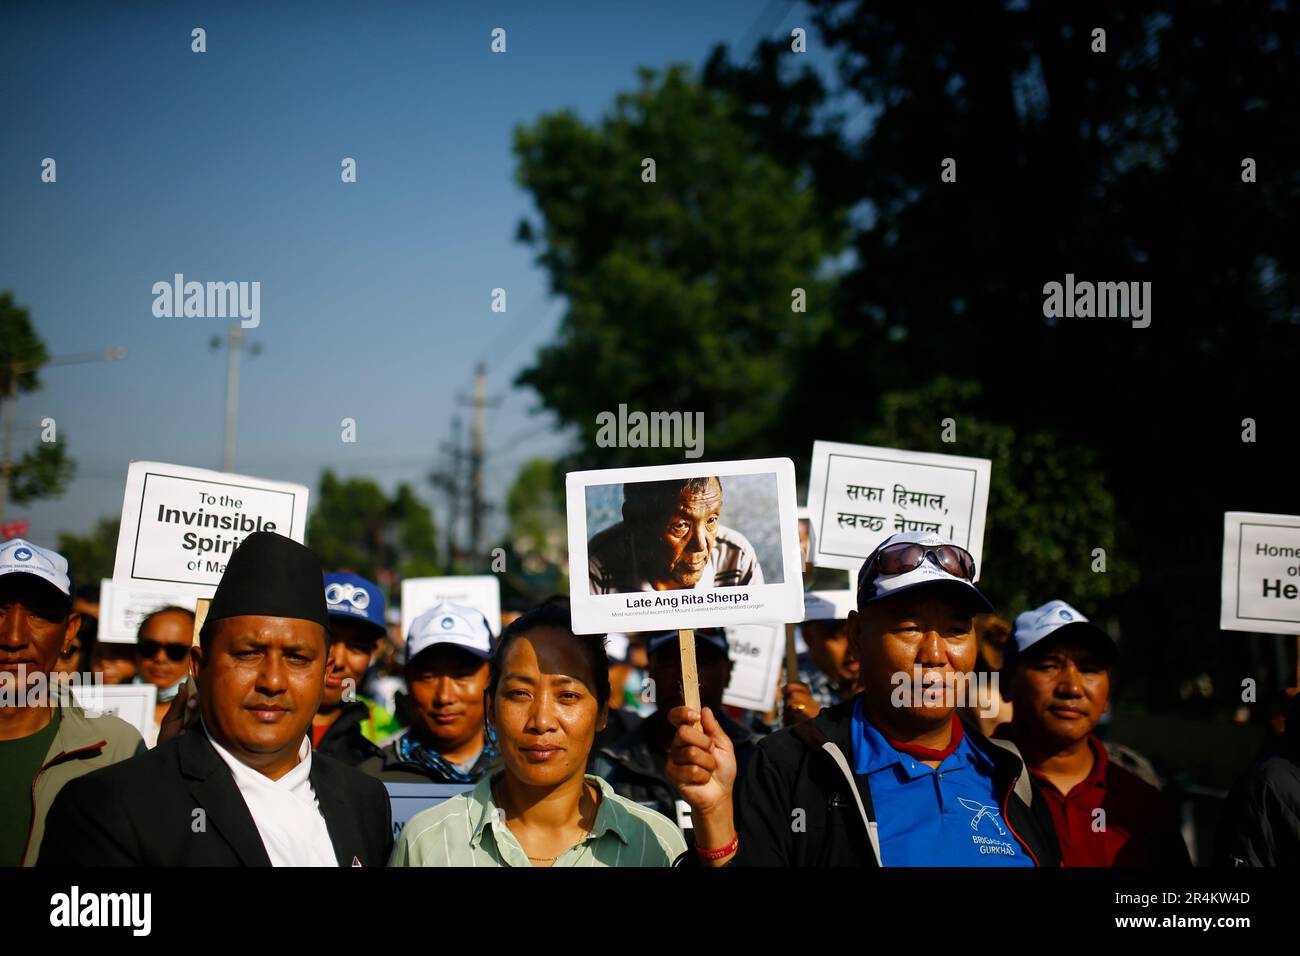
[998,600,1190,867]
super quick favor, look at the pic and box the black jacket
[1215,704,1300,867]
[315,701,388,770]
[730,699,1061,867]
[38,729,393,866]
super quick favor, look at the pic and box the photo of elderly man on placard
[586,476,771,594]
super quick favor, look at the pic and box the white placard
[400,575,502,640]
[721,623,784,712]
[112,461,309,599]
[71,682,157,740]
[566,458,805,634]
[806,441,991,576]
[1221,511,1300,635]
[802,588,856,621]
[98,579,199,644]
[384,782,474,839]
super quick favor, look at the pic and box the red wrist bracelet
[695,833,739,860]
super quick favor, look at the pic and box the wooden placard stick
[158,598,210,742]
[192,598,210,647]
[784,622,799,686]
[184,597,211,697]
[678,628,703,731]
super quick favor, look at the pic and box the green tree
[505,458,567,577]
[513,66,847,467]
[306,470,441,591]
[862,378,1137,615]
[490,458,570,606]
[56,517,120,590]
[0,292,76,515]
[701,1,1300,708]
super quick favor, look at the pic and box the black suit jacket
[37,730,393,866]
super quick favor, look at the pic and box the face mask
[157,677,187,703]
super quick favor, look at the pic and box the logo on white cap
[0,538,72,599]
[325,582,370,610]
[406,602,494,664]
[1011,599,1115,662]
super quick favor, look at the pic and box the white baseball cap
[856,531,992,612]
[405,601,494,665]
[1008,599,1116,666]
[0,538,72,605]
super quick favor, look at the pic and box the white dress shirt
[202,722,338,867]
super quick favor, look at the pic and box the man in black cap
[38,532,393,866]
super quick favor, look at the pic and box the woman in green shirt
[389,599,685,867]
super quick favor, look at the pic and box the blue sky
[1,0,830,552]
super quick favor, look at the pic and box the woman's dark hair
[487,596,611,711]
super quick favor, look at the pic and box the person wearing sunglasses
[132,605,196,747]
[664,531,1061,867]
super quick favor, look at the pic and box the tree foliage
[0,292,75,508]
[699,0,1300,707]
[57,517,120,590]
[306,470,441,588]
[513,65,847,467]
[511,4,1300,708]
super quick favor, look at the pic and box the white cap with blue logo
[1009,599,1116,666]
[405,601,494,664]
[0,538,72,604]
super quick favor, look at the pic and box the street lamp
[210,326,261,472]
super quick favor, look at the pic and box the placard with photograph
[565,458,805,634]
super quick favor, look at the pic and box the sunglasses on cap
[867,542,977,581]
[139,639,190,662]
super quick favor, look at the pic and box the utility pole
[458,363,501,568]
[210,325,260,472]
[469,363,487,561]
[429,415,466,569]
[0,347,126,525]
